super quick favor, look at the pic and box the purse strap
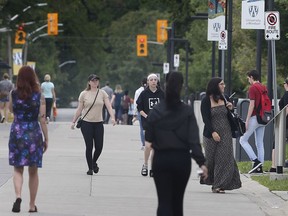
[81,89,99,120]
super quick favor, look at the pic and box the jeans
[239,116,265,163]
[138,113,145,146]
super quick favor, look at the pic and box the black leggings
[80,121,104,170]
[152,150,191,216]
[45,98,53,119]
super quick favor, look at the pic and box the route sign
[218,30,227,50]
[265,11,280,40]
[174,54,179,67]
[163,63,169,74]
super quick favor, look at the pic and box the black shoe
[86,170,93,175]
[93,164,99,174]
[269,167,276,172]
[249,165,263,174]
[12,198,22,213]
[248,160,262,174]
[149,170,153,177]
[28,205,37,213]
[141,164,148,176]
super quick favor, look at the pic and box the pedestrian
[71,74,116,175]
[137,73,164,177]
[41,74,56,124]
[200,77,241,193]
[133,77,147,150]
[127,98,134,125]
[145,72,208,216]
[269,78,288,172]
[0,73,13,123]
[239,70,266,174]
[101,81,113,124]
[121,90,131,125]
[110,84,124,124]
[8,66,48,213]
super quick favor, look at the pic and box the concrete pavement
[0,122,287,216]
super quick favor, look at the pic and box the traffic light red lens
[139,38,145,43]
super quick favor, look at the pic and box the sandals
[141,165,148,176]
[212,188,225,194]
[29,205,38,213]
[12,198,22,213]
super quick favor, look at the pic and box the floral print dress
[9,91,44,167]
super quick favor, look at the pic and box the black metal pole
[256,30,262,81]
[227,0,233,95]
[170,22,175,71]
[185,41,189,102]
[212,41,216,77]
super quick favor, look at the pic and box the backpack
[253,83,272,125]
[121,95,130,110]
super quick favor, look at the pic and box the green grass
[237,144,288,191]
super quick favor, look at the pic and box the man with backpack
[239,70,271,174]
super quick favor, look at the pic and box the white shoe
[46,117,50,124]
[140,146,145,150]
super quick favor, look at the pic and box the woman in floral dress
[8,66,48,213]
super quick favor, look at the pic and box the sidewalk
[0,122,287,216]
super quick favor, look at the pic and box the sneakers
[141,164,148,176]
[0,116,5,123]
[140,146,145,151]
[248,160,263,174]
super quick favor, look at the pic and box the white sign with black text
[265,11,280,40]
[241,0,265,29]
[218,30,227,50]
[163,63,169,74]
[174,54,180,68]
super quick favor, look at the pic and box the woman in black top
[146,72,208,216]
[200,77,241,193]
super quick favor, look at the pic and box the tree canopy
[0,0,287,106]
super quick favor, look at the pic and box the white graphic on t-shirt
[149,98,160,109]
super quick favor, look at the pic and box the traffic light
[137,35,148,57]
[15,26,26,44]
[157,20,168,43]
[47,13,58,35]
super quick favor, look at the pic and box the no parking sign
[265,11,280,40]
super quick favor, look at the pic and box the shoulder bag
[76,89,99,128]
[223,95,246,138]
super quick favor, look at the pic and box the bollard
[274,106,287,174]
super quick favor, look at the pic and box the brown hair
[16,66,40,100]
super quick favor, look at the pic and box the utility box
[235,98,273,162]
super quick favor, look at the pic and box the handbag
[76,89,99,129]
[227,111,246,138]
[223,95,246,138]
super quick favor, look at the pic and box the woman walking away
[146,72,208,216]
[41,74,56,123]
[71,74,115,175]
[200,77,241,193]
[9,66,48,213]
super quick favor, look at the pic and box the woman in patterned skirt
[8,66,48,213]
[200,77,241,193]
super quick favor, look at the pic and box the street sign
[174,54,179,67]
[218,30,227,50]
[265,11,280,40]
[163,63,169,74]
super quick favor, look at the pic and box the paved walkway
[0,122,287,216]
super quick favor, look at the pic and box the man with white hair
[136,73,164,177]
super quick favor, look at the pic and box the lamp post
[7,2,48,77]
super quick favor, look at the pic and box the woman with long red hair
[8,66,48,213]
